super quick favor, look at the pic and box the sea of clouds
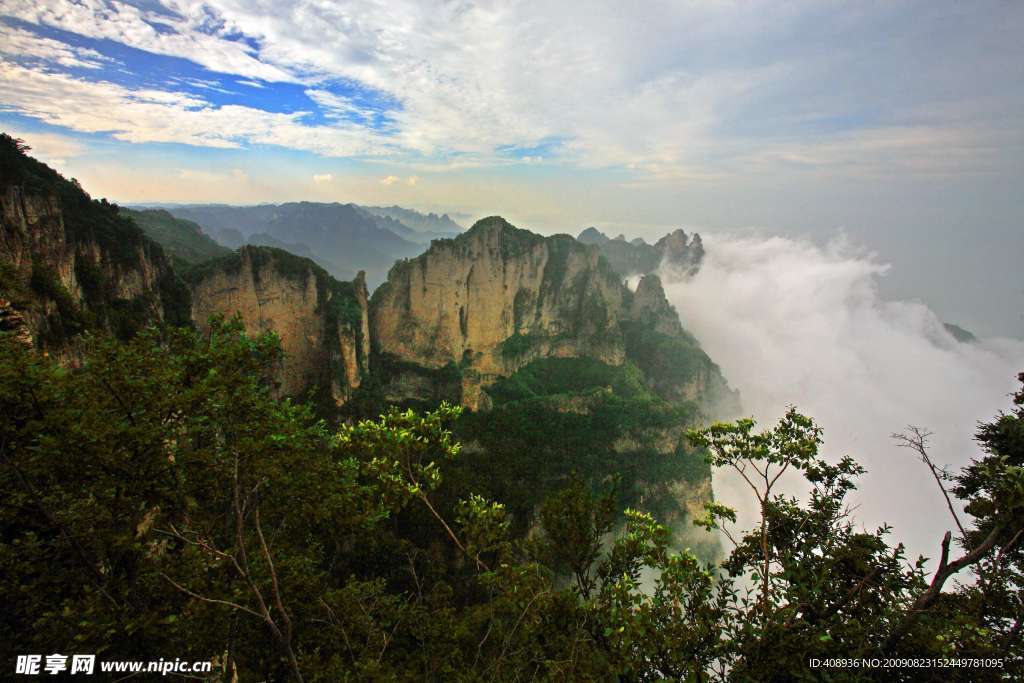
[661,233,1024,567]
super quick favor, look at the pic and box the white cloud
[374,174,425,186]
[0,60,397,156]
[305,89,382,125]
[1,0,294,82]
[174,76,236,95]
[0,0,1020,180]
[0,24,115,69]
[662,233,1024,564]
[312,172,333,183]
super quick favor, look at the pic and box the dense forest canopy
[1,318,1021,680]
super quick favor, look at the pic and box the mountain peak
[577,226,610,245]
[468,215,514,232]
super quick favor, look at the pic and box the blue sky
[0,0,1022,335]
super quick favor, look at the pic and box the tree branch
[892,427,966,539]
[883,523,1008,651]
[158,572,263,620]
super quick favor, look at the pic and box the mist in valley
[661,233,1024,567]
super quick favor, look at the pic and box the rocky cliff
[371,217,629,409]
[365,218,734,552]
[576,226,705,278]
[0,135,189,356]
[187,245,369,407]
[370,216,734,415]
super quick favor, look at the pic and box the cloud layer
[1,1,1021,177]
[662,234,1024,564]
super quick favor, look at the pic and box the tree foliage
[1,320,1022,680]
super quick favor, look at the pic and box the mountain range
[0,136,736,554]
[578,226,705,277]
[153,202,462,285]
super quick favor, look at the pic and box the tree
[2,313,1021,680]
[686,384,1024,680]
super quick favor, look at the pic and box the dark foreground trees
[1,321,1021,680]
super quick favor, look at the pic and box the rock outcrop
[630,273,684,336]
[371,216,734,412]
[188,246,369,406]
[575,226,705,278]
[0,139,189,357]
[655,229,704,277]
[371,217,635,409]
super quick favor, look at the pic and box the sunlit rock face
[1,183,186,361]
[189,245,369,406]
[370,216,730,411]
[370,217,635,409]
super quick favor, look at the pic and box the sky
[0,0,1022,336]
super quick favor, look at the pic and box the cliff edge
[187,245,370,407]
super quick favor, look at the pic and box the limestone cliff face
[2,187,165,298]
[371,217,736,414]
[655,229,704,277]
[0,182,188,358]
[630,273,684,336]
[2,187,74,286]
[371,217,632,409]
[188,246,369,406]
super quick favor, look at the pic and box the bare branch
[159,572,263,620]
[730,462,763,503]
[892,427,966,539]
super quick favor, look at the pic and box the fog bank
[662,233,1024,565]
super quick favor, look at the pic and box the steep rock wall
[371,216,734,412]
[371,217,633,408]
[188,246,369,406]
[0,182,188,357]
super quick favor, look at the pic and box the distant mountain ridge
[578,226,705,278]
[361,204,463,236]
[119,208,231,271]
[160,202,426,284]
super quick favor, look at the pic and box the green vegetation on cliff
[344,352,712,552]
[486,355,651,404]
[623,320,717,401]
[120,208,231,271]
[182,244,308,286]
[27,259,87,346]
[454,365,710,545]
[1,134,191,346]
